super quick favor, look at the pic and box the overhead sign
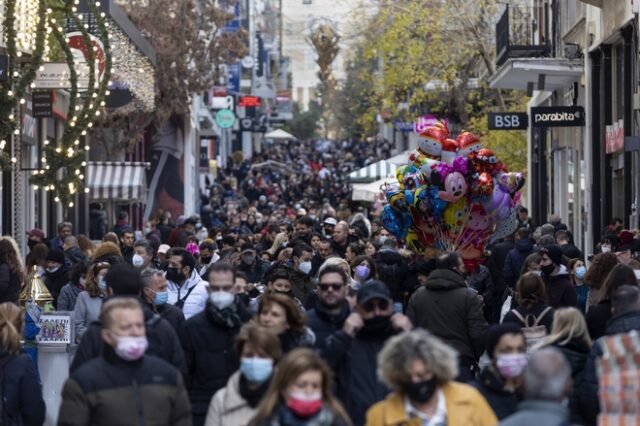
[21,93,36,144]
[215,109,236,129]
[0,55,8,82]
[32,91,53,118]
[606,119,624,154]
[66,32,106,83]
[238,96,261,107]
[488,112,528,130]
[530,106,585,127]
[414,115,448,133]
[394,121,414,133]
[34,63,90,89]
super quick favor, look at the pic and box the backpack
[509,306,552,353]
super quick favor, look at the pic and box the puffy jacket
[307,300,351,352]
[167,270,208,320]
[0,352,45,426]
[324,327,396,426]
[407,269,488,364]
[543,265,578,309]
[179,300,251,425]
[366,382,498,426]
[579,310,640,426]
[70,300,187,378]
[58,348,191,426]
[503,239,534,288]
[204,371,257,426]
[472,367,520,420]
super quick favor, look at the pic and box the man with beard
[324,280,412,425]
[307,265,351,352]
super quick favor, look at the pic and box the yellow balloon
[444,198,469,233]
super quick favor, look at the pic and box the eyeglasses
[318,283,344,291]
[362,299,390,312]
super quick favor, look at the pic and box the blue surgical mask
[575,266,587,280]
[240,357,273,383]
[98,277,107,291]
[154,290,169,306]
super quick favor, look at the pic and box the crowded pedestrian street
[0,0,639,425]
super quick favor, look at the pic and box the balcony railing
[496,4,555,68]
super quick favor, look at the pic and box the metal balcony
[496,4,554,68]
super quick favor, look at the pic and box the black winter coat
[552,338,590,425]
[324,327,395,426]
[579,311,640,426]
[586,299,612,340]
[143,299,185,331]
[543,266,578,309]
[0,353,45,426]
[0,264,20,304]
[64,247,87,266]
[472,367,520,420]
[407,269,488,364]
[44,265,69,307]
[487,239,515,289]
[503,239,534,288]
[376,248,409,303]
[307,300,351,353]
[179,300,251,425]
[289,269,315,305]
[560,243,584,261]
[70,302,187,378]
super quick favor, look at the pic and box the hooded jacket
[407,269,488,364]
[579,310,640,426]
[307,299,351,352]
[503,239,534,288]
[543,264,578,309]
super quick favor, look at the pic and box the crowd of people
[0,138,637,425]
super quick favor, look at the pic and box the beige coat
[204,371,257,426]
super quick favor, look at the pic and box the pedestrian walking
[538,245,577,309]
[257,292,315,353]
[366,329,497,426]
[166,247,208,319]
[140,267,185,330]
[72,261,109,342]
[57,262,88,311]
[58,298,191,426]
[0,239,24,305]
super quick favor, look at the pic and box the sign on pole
[530,106,585,127]
[488,112,528,130]
[215,109,236,129]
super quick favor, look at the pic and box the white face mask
[298,261,312,275]
[209,291,235,310]
[601,245,611,253]
[132,254,145,268]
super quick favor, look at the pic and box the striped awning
[87,161,150,202]
[348,159,397,183]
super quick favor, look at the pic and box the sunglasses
[318,283,344,291]
[363,299,390,313]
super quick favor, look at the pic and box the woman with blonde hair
[366,329,497,426]
[0,302,45,425]
[249,348,351,426]
[535,307,591,424]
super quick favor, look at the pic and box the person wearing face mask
[472,324,527,420]
[350,255,376,285]
[58,261,89,311]
[238,244,270,285]
[205,323,281,426]
[70,264,187,378]
[141,268,185,330]
[132,239,157,270]
[72,261,111,342]
[289,243,315,307]
[367,329,497,426]
[166,248,208,320]
[179,262,252,426]
[198,241,220,278]
[59,298,192,426]
[569,259,589,313]
[257,293,315,353]
[248,348,352,426]
[324,280,412,425]
[43,249,70,308]
[499,348,573,426]
[407,252,488,383]
[538,246,577,309]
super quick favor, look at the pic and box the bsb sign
[530,106,585,127]
[488,112,528,130]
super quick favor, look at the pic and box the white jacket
[167,270,208,320]
[204,371,256,426]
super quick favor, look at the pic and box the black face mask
[27,240,38,250]
[404,377,437,403]
[541,264,555,276]
[363,315,392,333]
[201,256,213,265]
[276,290,295,299]
[166,267,184,283]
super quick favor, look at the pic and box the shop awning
[489,58,584,91]
[352,178,393,202]
[349,159,397,183]
[87,161,149,202]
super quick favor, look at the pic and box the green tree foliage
[285,102,321,140]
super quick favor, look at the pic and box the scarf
[205,300,242,329]
[272,403,335,426]
[239,374,270,408]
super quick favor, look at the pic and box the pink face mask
[112,334,148,361]
[496,353,527,379]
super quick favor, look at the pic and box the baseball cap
[324,217,337,226]
[26,228,45,239]
[158,244,171,255]
[46,250,65,265]
[241,243,256,253]
[357,280,391,305]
